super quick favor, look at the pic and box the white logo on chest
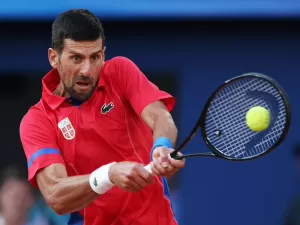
[58,117,76,140]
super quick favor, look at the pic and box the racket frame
[171,73,291,161]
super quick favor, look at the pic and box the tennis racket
[144,72,291,172]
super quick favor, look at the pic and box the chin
[74,91,94,102]
[69,85,96,102]
[73,94,90,102]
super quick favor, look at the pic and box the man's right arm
[20,108,153,215]
[20,108,102,215]
[36,164,98,215]
[37,161,154,215]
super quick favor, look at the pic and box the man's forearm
[141,101,184,175]
[141,101,178,149]
[152,111,178,147]
[47,175,98,215]
[39,163,114,215]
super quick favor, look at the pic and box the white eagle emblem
[58,117,76,140]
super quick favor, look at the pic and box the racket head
[198,73,291,161]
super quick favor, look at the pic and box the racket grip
[144,164,152,173]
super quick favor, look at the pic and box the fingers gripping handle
[144,153,178,173]
[144,164,152,173]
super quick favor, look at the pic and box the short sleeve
[111,56,175,116]
[19,107,65,188]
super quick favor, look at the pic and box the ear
[48,48,59,69]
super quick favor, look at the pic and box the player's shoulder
[100,57,137,89]
[106,56,133,66]
[103,56,136,73]
[101,56,139,84]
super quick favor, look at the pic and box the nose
[80,60,91,77]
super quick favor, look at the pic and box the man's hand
[151,147,185,177]
[108,162,154,192]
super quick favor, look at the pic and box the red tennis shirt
[20,56,177,225]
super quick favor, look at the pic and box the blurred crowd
[0,165,69,225]
[0,164,181,225]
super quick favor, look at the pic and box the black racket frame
[170,73,291,161]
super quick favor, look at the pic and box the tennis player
[19,9,185,225]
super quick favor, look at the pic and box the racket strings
[204,77,287,159]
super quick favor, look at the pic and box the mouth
[75,81,91,90]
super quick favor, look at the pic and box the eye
[91,55,100,61]
[71,55,81,61]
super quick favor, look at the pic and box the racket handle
[144,164,152,173]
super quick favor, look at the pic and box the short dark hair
[51,9,105,53]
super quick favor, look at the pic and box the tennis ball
[245,106,270,132]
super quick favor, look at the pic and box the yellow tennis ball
[245,106,270,132]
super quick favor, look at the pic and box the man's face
[49,38,105,101]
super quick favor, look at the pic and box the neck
[53,81,70,98]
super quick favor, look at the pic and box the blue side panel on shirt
[27,148,60,168]
[162,177,174,211]
[68,212,84,225]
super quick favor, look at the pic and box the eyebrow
[68,50,102,56]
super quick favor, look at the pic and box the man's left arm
[112,56,185,176]
[141,101,184,176]
[142,101,177,147]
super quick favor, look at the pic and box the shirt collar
[42,68,105,110]
[42,69,66,110]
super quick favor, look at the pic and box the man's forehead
[63,38,103,53]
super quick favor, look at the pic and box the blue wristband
[150,137,172,160]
